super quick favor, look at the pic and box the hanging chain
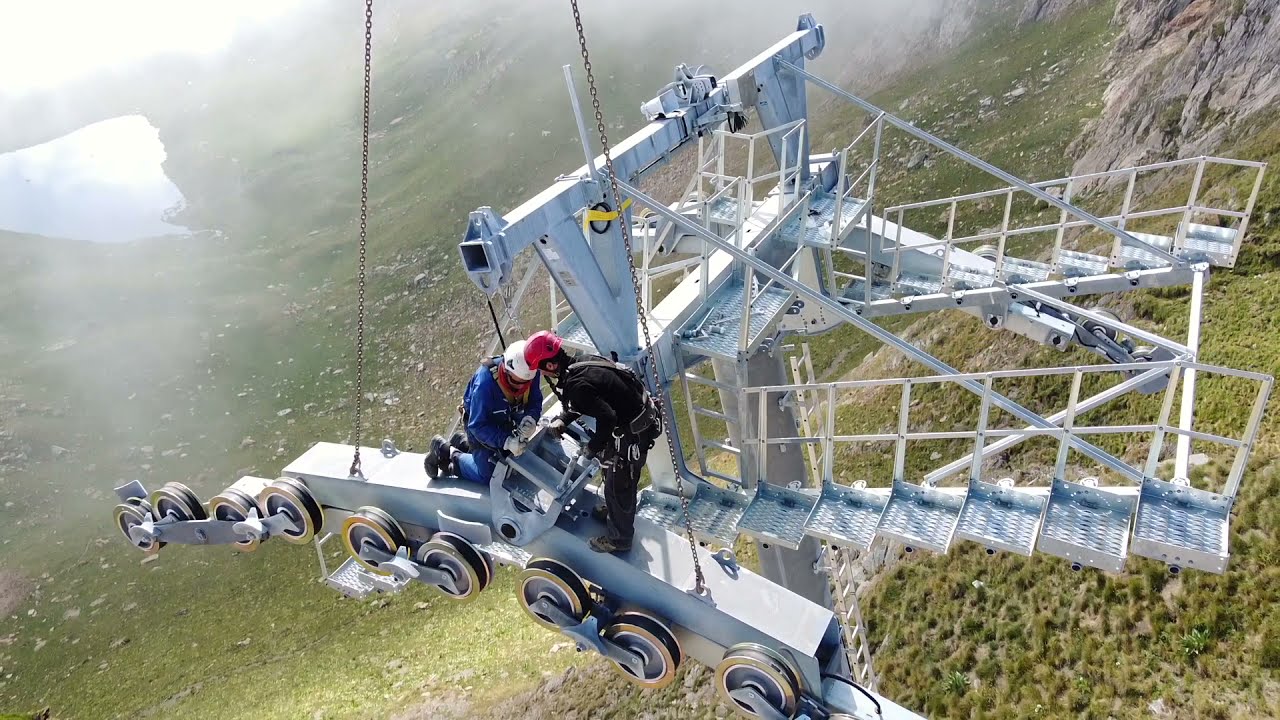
[569,0,706,594]
[350,0,374,477]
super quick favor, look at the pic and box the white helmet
[502,340,537,382]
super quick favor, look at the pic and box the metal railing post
[1175,158,1207,251]
[1174,268,1206,480]
[1144,364,1184,478]
[1054,370,1083,480]
[894,382,911,482]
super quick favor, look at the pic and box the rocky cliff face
[1069,0,1280,174]
[1018,0,1100,26]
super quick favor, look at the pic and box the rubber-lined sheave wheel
[342,506,407,575]
[112,498,164,554]
[208,487,263,552]
[257,478,323,544]
[714,643,803,719]
[601,611,682,689]
[415,532,490,601]
[517,558,591,631]
[149,482,207,522]
[1084,308,1122,343]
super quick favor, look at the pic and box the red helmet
[524,330,564,369]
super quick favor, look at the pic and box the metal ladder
[827,544,879,691]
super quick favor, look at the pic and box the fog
[0,0,990,547]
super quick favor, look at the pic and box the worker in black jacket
[524,330,662,553]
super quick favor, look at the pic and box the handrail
[884,155,1264,213]
[779,59,1180,265]
[739,359,1270,494]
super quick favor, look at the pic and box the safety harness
[456,357,533,452]
[555,356,663,458]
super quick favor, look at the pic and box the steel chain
[569,0,706,594]
[350,0,374,477]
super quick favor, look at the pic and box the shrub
[943,670,971,695]
[1182,627,1212,658]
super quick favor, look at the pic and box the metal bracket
[728,688,791,720]
[357,544,461,596]
[530,599,646,678]
[232,507,301,542]
[380,439,400,458]
[113,480,148,503]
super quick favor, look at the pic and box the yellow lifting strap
[581,198,633,233]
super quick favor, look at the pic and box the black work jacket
[555,355,646,455]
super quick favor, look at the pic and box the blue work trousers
[455,447,497,485]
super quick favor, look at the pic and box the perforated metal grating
[1131,479,1230,572]
[738,484,818,550]
[877,482,963,553]
[678,279,793,359]
[326,557,408,599]
[1001,257,1052,284]
[1058,249,1109,278]
[806,483,887,550]
[1038,480,1134,572]
[638,486,749,546]
[954,482,1045,556]
[476,540,533,568]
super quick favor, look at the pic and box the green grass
[4,1,1280,718]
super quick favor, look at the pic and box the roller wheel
[602,611,682,689]
[517,558,591,631]
[341,506,408,575]
[1083,308,1121,343]
[715,643,803,719]
[257,478,323,544]
[209,488,263,551]
[112,499,164,554]
[149,482,207,522]
[416,532,490,601]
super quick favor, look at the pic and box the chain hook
[350,0,374,474]
[568,0,706,594]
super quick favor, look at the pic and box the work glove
[504,435,527,457]
[546,417,567,439]
[577,445,597,462]
[517,415,538,442]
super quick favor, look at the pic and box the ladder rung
[692,405,737,424]
[682,372,737,392]
[705,469,743,485]
[701,440,741,455]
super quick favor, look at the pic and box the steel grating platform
[786,191,868,246]
[637,485,749,547]
[1037,479,1135,572]
[894,272,943,296]
[678,279,793,360]
[707,195,741,225]
[1182,223,1237,265]
[839,279,893,303]
[476,539,533,568]
[737,483,819,550]
[1131,478,1231,573]
[1117,231,1173,270]
[954,480,1046,556]
[947,264,997,290]
[806,482,888,550]
[326,557,410,599]
[555,313,596,352]
[1058,249,1109,278]
[876,481,963,553]
[1000,257,1053,284]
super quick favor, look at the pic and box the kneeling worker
[524,330,662,553]
[425,340,542,483]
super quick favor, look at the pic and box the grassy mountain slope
[2,0,1278,718]
[0,2,1003,718]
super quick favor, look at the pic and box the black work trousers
[603,435,647,544]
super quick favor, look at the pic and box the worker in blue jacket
[425,340,543,484]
